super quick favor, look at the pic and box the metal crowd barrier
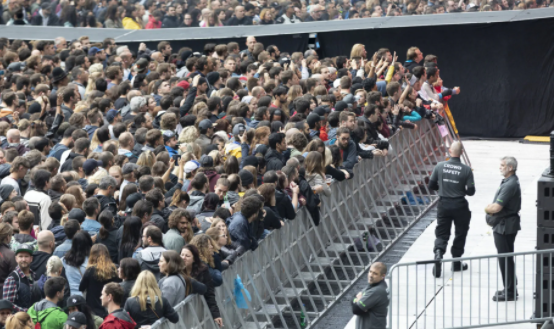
[387,249,554,329]
[152,119,451,329]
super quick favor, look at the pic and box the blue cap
[88,47,104,56]
[106,109,120,123]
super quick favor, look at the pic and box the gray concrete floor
[341,140,550,329]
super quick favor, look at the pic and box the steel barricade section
[151,120,447,329]
[387,249,554,329]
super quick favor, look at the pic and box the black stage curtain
[318,18,554,138]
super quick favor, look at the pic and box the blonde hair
[287,85,303,103]
[210,218,232,245]
[87,244,117,281]
[130,271,163,311]
[5,312,31,329]
[46,256,63,276]
[137,151,155,167]
[90,129,101,151]
[85,64,104,98]
[87,168,108,185]
[324,147,332,167]
[190,234,217,268]
[350,43,366,60]
[179,126,199,144]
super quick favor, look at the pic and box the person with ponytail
[5,312,32,329]
[96,210,119,265]
[84,64,104,98]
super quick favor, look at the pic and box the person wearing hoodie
[227,196,263,252]
[4,129,29,157]
[100,283,136,329]
[48,127,77,161]
[27,277,68,329]
[123,271,177,328]
[186,173,208,214]
[47,175,65,204]
[11,211,37,251]
[162,5,179,28]
[265,132,287,171]
[135,226,166,281]
[30,231,54,279]
[145,10,163,29]
[23,170,52,231]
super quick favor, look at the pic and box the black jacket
[193,265,220,319]
[275,189,296,220]
[325,165,346,181]
[124,295,178,328]
[30,13,60,26]
[30,251,51,278]
[150,208,167,233]
[179,87,197,117]
[265,148,285,171]
[96,194,118,216]
[162,15,179,28]
[60,152,82,172]
[226,15,252,26]
[96,227,119,265]
[404,59,422,73]
[263,206,282,230]
[47,189,64,204]
[298,172,321,225]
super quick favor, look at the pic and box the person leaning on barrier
[485,156,521,302]
[428,141,475,278]
[352,262,389,329]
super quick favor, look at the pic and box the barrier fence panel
[151,119,453,329]
[387,249,554,329]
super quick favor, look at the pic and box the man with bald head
[30,230,55,278]
[428,141,475,277]
[227,6,252,25]
[5,129,29,156]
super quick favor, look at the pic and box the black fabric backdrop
[318,18,554,138]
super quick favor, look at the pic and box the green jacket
[28,299,68,329]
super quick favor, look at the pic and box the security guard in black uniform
[428,141,475,277]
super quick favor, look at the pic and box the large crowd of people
[1,0,550,28]
[0,34,457,329]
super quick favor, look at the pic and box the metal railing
[152,119,452,329]
[387,249,554,329]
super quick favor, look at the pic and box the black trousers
[433,199,471,257]
[493,231,518,296]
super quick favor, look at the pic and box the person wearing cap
[53,219,80,258]
[162,131,178,157]
[99,283,136,329]
[83,159,102,182]
[89,48,106,64]
[3,244,40,312]
[181,160,200,192]
[28,277,68,329]
[119,163,139,201]
[0,299,14,328]
[195,119,214,149]
[106,109,122,140]
[64,311,87,329]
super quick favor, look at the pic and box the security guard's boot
[452,261,469,272]
[432,250,443,278]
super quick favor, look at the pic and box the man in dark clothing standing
[428,141,475,277]
[485,156,521,302]
[352,262,389,329]
[226,6,252,25]
[162,5,179,28]
[335,127,358,170]
[265,133,287,171]
[30,231,55,278]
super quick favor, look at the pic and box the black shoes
[452,261,468,272]
[432,250,443,278]
[492,291,517,302]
